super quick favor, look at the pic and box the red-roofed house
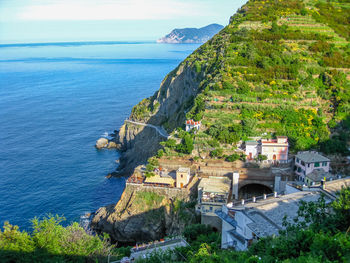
[186,119,201,132]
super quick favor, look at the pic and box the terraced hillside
[124,0,350,171]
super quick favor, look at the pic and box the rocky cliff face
[90,185,196,243]
[115,61,202,176]
[157,24,224,44]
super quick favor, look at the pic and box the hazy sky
[0,0,247,43]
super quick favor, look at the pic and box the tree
[176,134,194,154]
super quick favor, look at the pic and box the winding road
[125,120,170,139]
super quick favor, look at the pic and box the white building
[176,167,191,188]
[295,151,330,182]
[245,141,259,160]
[185,119,201,132]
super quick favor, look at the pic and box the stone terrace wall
[126,176,199,200]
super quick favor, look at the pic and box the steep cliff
[157,24,224,44]
[115,61,204,176]
[90,185,197,243]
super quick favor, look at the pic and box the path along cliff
[115,60,203,176]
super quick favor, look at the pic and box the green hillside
[133,0,350,161]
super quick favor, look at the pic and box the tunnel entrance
[239,184,273,200]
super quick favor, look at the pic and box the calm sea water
[0,41,199,230]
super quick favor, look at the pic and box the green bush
[0,215,114,263]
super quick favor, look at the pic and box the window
[296,158,299,163]
[301,161,305,166]
[209,206,213,211]
[322,162,328,167]
[181,174,183,178]
[308,163,310,168]
[297,167,301,172]
[315,162,320,167]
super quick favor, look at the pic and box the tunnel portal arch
[238,183,273,200]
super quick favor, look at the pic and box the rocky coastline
[91,55,204,243]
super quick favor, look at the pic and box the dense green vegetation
[132,0,350,161]
[136,187,350,263]
[0,215,116,262]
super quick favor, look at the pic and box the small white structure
[185,119,201,132]
[245,141,259,160]
[176,167,191,188]
[295,151,330,182]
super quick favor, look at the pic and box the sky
[0,0,247,43]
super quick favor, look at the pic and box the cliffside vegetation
[131,0,349,167]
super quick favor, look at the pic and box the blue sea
[0,41,200,230]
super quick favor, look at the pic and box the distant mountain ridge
[157,23,224,44]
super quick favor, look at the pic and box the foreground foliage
[0,215,115,263]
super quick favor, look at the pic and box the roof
[261,139,288,145]
[245,140,259,145]
[323,177,350,198]
[243,191,331,237]
[186,119,201,125]
[198,176,231,193]
[144,174,175,185]
[296,151,330,163]
[216,210,237,228]
[177,167,190,173]
[306,169,333,182]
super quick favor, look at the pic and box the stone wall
[126,176,199,201]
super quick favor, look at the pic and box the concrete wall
[201,215,222,232]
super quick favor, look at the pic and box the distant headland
[157,23,224,44]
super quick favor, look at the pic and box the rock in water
[107,141,117,149]
[95,138,108,149]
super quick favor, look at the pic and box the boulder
[107,141,117,149]
[95,138,108,149]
